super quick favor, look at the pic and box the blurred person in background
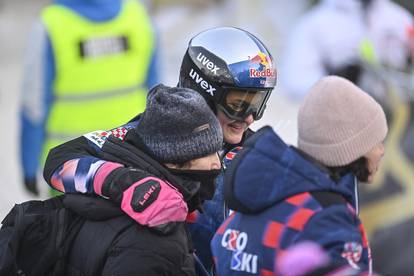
[212,76,387,275]
[281,0,414,100]
[43,26,277,275]
[20,0,159,196]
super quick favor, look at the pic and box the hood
[224,127,357,214]
[54,0,121,22]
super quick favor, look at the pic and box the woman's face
[364,142,385,183]
[217,109,254,145]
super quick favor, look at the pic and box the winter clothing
[43,116,215,275]
[43,84,225,275]
[186,131,253,274]
[45,120,193,227]
[174,26,277,272]
[45,133,200,275]
[44,121,252,275]
[62,194,194,276]
[136,85,223,164]
[281,0,414,100]
[298,76,387,166]
[211,127,372,275]
[45,84,222,224]
[42,25,274,274]
[20,0,159,194]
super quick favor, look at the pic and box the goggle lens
[218,89,271,121]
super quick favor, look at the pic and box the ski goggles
[216,88,272,121]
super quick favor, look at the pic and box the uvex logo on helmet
[189,68,217,96]
[196,52,220,74]
[249,52,275,78]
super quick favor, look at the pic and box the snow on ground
[0,0,305,219]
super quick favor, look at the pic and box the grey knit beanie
[297,76,388,167]
[135,84,223,164]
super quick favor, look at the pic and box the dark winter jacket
[63,194,195,276]
[44,117,201,275]
[44,116,198,205]
[44,116,254,275]
[211,127,372,275]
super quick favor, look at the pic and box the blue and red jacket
[187,137,250,275]
[211,127,372,275]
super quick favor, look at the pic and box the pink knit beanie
[297,76,388,167]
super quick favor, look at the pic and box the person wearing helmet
[179,27,276,274]
[180,27,276,145]
[42,27,276,275]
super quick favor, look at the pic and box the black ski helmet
[179,27,277,121]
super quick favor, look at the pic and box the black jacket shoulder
[64,195,195,276]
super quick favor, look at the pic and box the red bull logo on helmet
[249,52,275,78]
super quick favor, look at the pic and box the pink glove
[94,162,188,227]
[121,177,188,227]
